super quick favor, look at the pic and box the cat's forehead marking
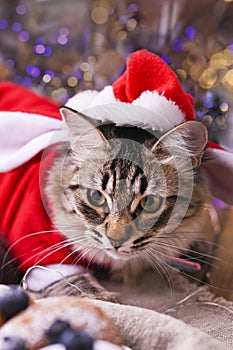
[106,173,115,194]
[101,157,149,205]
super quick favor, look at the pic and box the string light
[0,0,232,144]
[91,7,109,25]
[67,77,78,87]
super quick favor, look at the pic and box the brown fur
[46,109,211,281]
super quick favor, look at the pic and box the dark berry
[60,329,94,350]
[46,319,71,344]
[0,286,29,320]
[0,336,26,350]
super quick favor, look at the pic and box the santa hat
[66,49,195,132]
[0,50,233,204]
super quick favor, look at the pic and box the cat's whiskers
[85,247,102,270]
[142,248,174,291]
[58,242,92,266]
[0,230,68,272]
[20,239,77,269]
[154,240,222,268]
[147,244,227,290]
[72,244,99,269]
[159,234,229,259]
[147,245,203,284]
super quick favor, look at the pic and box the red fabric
[0,82,60,119]
[0,82,79,272]
[113,49,195,120]
[207,141,224,150]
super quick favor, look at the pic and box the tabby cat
[44,106,210,282]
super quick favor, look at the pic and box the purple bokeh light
[43,47,52,56]
[82,29,90,45]
[26,64,41,78]
[36,37,46,45]
[172,39,185,52]
[5,59,15,68]
[0,19,8,30]
[12,22,22,32]
[18,31,30,42]
[44,70,55,79]
[202,91,214,109]
[33,44,46,55]
[228,43,233,53]
[58,27,70,36]
[185,26,196,40]
[128,3,138,13]
[23,77,33,86]
[16,4,26,15]
[119,15,129,25]
[72,69,82,79]
[57,35,69,45]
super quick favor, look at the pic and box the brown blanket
[92,271,232,350]
[31,269,232,350]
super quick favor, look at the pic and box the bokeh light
[0,0,232,146]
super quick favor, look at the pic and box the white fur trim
[0,86,185,172]
[89,86,117,108]
[65,86,185,132]
[133,90,185,128]
[83,103,176,134]
[0,111,65,172]
[65,89,99,111]
[66,86,116,111]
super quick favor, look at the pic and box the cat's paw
[43,272,119,303]
[23,265,119,303]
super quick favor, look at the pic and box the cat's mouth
[105,244,204,273]
[104,246,132,260]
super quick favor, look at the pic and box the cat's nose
[107,237,125,250]
[107,225,132,249]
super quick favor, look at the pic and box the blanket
[25,205,232,350]
[29,268,232,350]
[95,270,232,350]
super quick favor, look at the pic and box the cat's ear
[152,121,208,167]
[60,107,107,150]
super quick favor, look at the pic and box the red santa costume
[0,49,233,275]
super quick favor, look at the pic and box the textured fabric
[92,298,229,350]
[95,268,233,349]
[0,83,76,271]
[0,82,59,118]
[27,271,231,350]
[0,83,64,172]
[0,151,76,272]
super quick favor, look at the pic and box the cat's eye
[140,195,163,213]
[87,189,106,207]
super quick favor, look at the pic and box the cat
[41,106,211,285]
[0,103,213,295]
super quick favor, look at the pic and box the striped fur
[46,110,210,275]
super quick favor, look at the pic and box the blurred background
[0,0,233,147]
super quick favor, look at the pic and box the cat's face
[46,108,210,270]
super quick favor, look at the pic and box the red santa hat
[0,49,233,204]
[66,49,195,131]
